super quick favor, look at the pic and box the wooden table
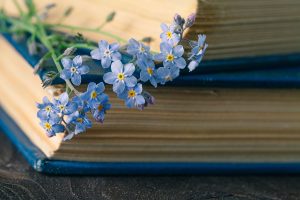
[1,132,300,200]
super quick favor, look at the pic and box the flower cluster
[37,82,111,140]
[37,13,207,140]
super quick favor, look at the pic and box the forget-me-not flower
[81,82,107,108]
[53,92,77,115]
[160,23,180,46]
[103,60,137,94]
[138,59,159,87]
[127,38,151,61]
[157,66,180,85]
[37,96,56,119]
[91,94,111,123]
[188,34,208,72]
[39,114,65,137]
[60,55,89,86]
[90,40,122,69]
[154,42,186,69]
[66,111,92,135]
[119,83,145,109]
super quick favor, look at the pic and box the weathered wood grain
[1,132,300,200]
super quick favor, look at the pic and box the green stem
[6,18,34,33]
[67,43,96,50]
[12,0,24,16]
[45,23,127,43]
[36,19,81,95]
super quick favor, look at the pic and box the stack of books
[1,0,300,174]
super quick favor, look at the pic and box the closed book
[1,36,300,174]
[2,0,300,73]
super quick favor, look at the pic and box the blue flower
[103,60,137,94]
[160,23,180,46]
[138,59,159,87]
[81,82,107,108]
[188,34,208,72]
[39,114,65,137]
[72,95,90,113]
[66,111,92,135]
[157,66,180,85]
[53,92,77,115]
[119,83,145,109]
[37,96,56,119]
[90,40,122,69]
[154,42,186,69]
[127,38,151,61]
[60,55,89,86]
[91,94,111,123]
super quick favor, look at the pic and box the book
[2,36,300,174]
[2,0,300,73]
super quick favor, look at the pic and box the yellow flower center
[91,91,97,99]
[44,122,52,130]
[140,47,145,52]
[76,118,83,123]
[70,67,77,73]
[166,31,172,39]
[117,73,125,81]
[165,75,173,81]
[128,89,136,98]
[97,104,103,111]
[45,106,51,112]
[59,105,65,110]
[166,54,174,61]
[104,50,111,56]
[147,67,153,75]
[198,45,204,53]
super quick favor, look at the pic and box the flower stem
[35,18,81,96]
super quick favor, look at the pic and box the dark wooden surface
[1,133,300,200]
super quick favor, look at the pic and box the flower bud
[62,47,77,56]
[106,11,116,23]
[185,13,196,28]
[173,13,185,26]
[142,91,155,107]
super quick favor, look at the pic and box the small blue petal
[111,52,122,61]
[101,57,112,69]
[111,60,123,74]
[90,48,101,60]
[73,55,82,66]
[136,95,145,105]
[60,69,72,80]
[103,72,116,84]
[61,58,72,69]
[123,63,135,76]
[71,74,81,86]
[52,124,65,133]
[59,92,69,105]
[113,81,125,94]
[175,57,186,69]
[153,53,165,62]
[125,76,137,87]
[173,45,184,57]
[78,65,89,74]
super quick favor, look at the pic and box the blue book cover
[2,32,300,87]
[1,34,300,174]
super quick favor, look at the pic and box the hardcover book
[2,0,300,73]
[1,0,300,175]
[1,36,300,174]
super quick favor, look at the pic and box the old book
[1,36,300,174]
[2,0,300,72]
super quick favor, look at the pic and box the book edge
[3,107,300,175]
